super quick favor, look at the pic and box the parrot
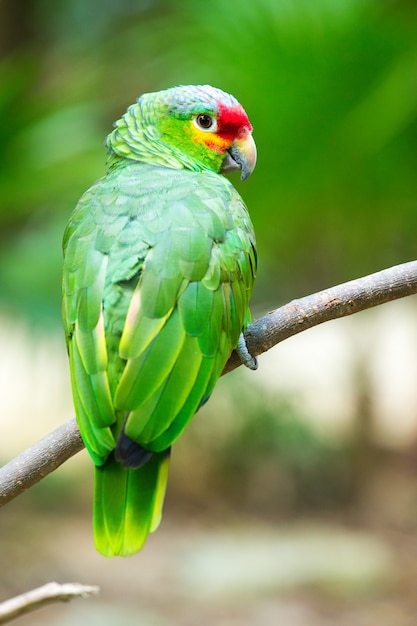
[62,84,257,557]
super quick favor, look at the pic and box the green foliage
[1,0,416,322]
[211,391,354,514]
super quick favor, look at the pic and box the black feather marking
[114,430,153,468]
[249,243,257,278]
[197,393,211,412]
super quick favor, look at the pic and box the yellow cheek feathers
[190,125,230,154]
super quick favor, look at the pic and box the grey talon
[236,333,258,370]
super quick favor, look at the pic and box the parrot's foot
[236,333,258,371]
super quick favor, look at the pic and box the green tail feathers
[93,451,170,557]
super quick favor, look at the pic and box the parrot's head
[107,85,256,180]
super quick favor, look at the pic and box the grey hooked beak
[220,130,257,181]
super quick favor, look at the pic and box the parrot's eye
[194,114,217,132]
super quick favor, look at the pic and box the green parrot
[62,84,257,557]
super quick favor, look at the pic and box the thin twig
[0,582,99,624]
[0,260,417,506]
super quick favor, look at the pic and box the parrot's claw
[236,333,258,371]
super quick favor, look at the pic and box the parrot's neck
[106,99,215,174]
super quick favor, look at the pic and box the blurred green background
[1,0,417,624]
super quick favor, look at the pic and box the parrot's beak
[221,130,257,181]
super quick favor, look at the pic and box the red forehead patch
[217,102,252,141]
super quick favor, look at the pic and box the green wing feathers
[63,205,116,465]
[62,164,256,555]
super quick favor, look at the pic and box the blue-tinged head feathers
[106,84,255,179]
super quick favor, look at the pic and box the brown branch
[1,260,417,506]
[224,260,417,373]
[0,419,84,507]
[0,582,99,624]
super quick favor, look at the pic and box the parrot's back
[63,161,256,555]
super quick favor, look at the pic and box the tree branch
[0,582,99,624]
[1,260,417,506]
[0,419,84,507]
[224,260,417,373]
